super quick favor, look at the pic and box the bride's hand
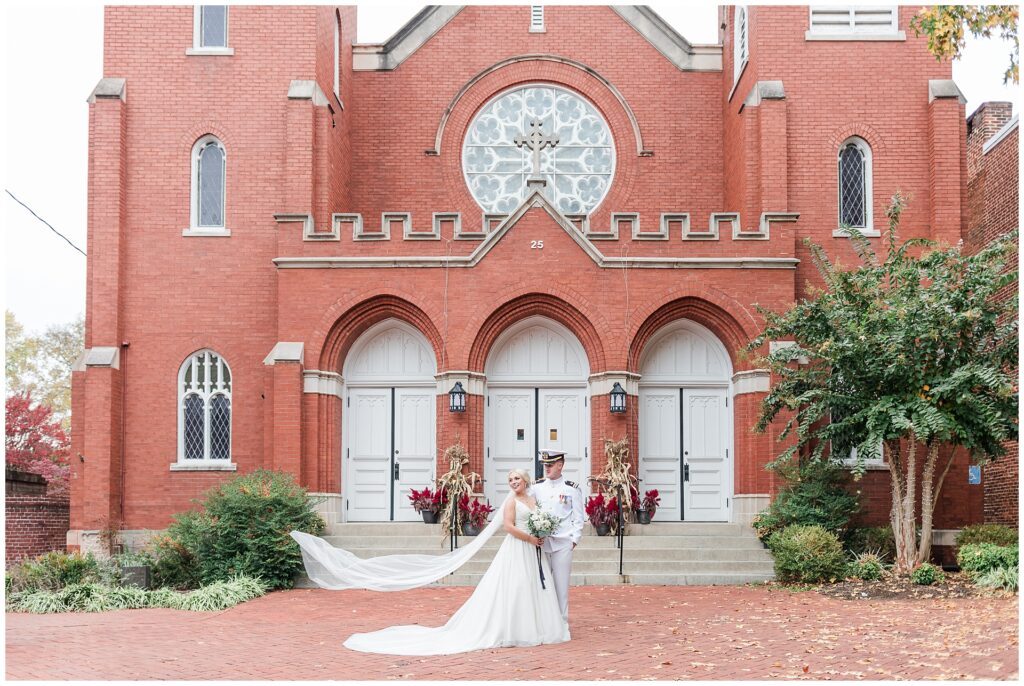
[530,536,542,547]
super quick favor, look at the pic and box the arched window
[190,135,226,231]
[837,137,872,230]
[733,6,748,84]
[178,350,232,463]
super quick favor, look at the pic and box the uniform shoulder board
[535,478,546,484]
[565,480,581,490]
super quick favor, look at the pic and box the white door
[682,388,729,522]
[394,388,436,522]
[538,388,587,491]
[347,387,435,522]
[486,389,535,505]
[639,389,682,521]
[346,389,391,521]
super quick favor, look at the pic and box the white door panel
[394,389,436,522]
[683,388,729,521]
[486,390,534,506]
[539,389,588,491]
[346,389,391,521]
[639,389,681,521]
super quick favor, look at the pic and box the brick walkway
[6,586,1018,680]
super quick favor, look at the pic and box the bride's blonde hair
[507,468,532,486]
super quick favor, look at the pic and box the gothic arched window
[838,137,872,230]
[178,350,232,463]
[191,135,226,230]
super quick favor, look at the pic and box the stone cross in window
[514,118,559,177]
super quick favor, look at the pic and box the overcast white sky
[3,2,1019,335]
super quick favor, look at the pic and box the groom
[531,450,585,621]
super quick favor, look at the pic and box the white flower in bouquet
[526,508,559,539]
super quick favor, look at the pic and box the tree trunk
[917,442,940,566]
[891,437,918,574]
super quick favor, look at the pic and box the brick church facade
[70,5,989,550]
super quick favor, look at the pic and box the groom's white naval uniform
[530,450,585,621]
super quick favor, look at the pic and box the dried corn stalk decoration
[588,437,638,535]
[436,435,481,539]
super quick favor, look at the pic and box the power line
[5,189,87,257]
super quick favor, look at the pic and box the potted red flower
[637,489,661,524]
[408,486,442,523]
[458,494,495,535]
[585,493,617,536]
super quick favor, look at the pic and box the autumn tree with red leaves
[5,392,70,496]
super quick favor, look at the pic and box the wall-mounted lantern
[449,381,467,413]
[609,381,627,414]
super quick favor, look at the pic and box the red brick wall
[75,5,977,530]
[964,102,1018,527]
[6,496,70,566]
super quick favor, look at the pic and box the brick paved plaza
[6,585,1018,680]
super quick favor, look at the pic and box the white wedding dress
[342,500,570,655]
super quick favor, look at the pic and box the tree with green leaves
[5,310,83,426]
[748,194,1018,574]
[911,6,1019,84]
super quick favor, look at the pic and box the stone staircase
[295,521,775,587]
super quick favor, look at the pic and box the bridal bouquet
[526,507,559,589]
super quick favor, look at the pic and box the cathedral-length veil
[290,493,513,591]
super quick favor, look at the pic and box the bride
[291,468,569,655]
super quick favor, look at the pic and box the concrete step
[453,558,774,574]
[323,521,747,537]
[329,546,772,563]
[322,534,767,550]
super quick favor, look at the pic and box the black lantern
[609,381,627,413]
[448,381,466,413]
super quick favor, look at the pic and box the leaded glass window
[838,139,870,229]
[197,139,225,227]
[200,6,228,48]
[462,85,615,215]
[733,6,748,83]
[178,350,232,462]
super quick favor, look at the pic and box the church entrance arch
[342,319,437,522]
[638,320,733,522]
[483,316,590,506]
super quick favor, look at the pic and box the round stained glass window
[462,85,615,215]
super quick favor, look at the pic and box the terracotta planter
[421,510,438,524]
[595,523,612,536]
[635,509,652,525]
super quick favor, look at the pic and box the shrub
[911,562,941,585]
[849,551,885,581]
[767,524,847,583]
[957,543,1020,579]
[6,575,266,613]
[845,525,897,562]
[955,524,1018,548]
[163,470,325,590]
[975,565,1018,592]
[149,510,210,590]
[6,551,102,593]
[754,460,860,544]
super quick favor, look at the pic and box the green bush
[911,562,941,585]
[849,551,885,581]
[6,576,267,613]
[768,524,847,583]
[754,460,860,544]
[845,525,897,562]
[957,543,1019,578]
[975,565,1018,592]
[148,470,324,591]
[6,552,103,593]
[955,524,1018,548]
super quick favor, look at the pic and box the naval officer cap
[539,450,567,464]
